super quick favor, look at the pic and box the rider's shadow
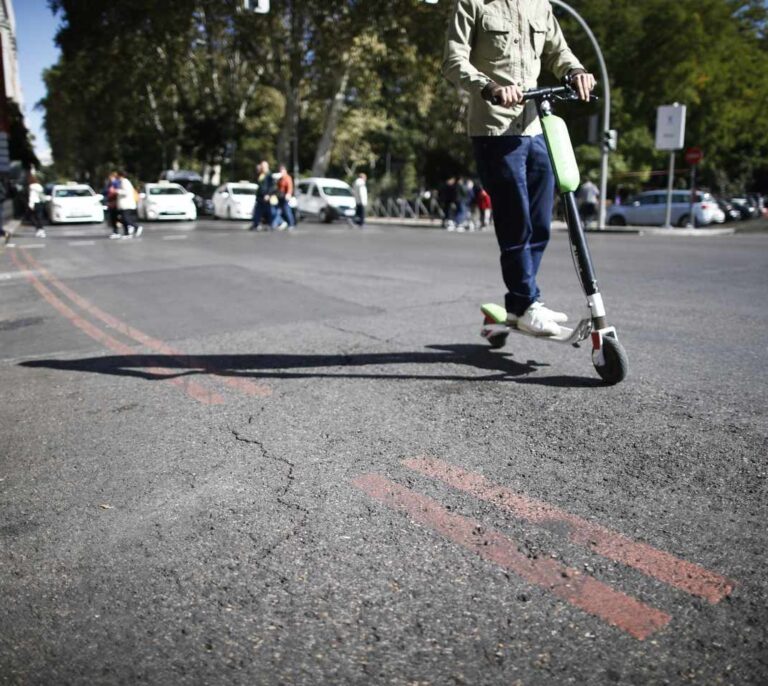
[21,344,601,387]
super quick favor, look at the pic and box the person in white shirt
[116,171,143,238]
[27,174,46,238]
[352,173,368,227]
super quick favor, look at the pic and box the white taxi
[45,182,105,224]
[138,181,197,221]
[212,182,258,220]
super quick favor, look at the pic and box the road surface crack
[231,418,309,560]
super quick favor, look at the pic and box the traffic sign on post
[656,104,687,227]
[243,0,269,12]
[685,147,703,166]
[655,103,687,151]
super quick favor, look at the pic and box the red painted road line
[10,250,224,406]
[404,457,735,604]
[353,473,671,640]
[20,249,270,398]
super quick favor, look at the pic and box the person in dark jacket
[0,179,9,244]
[250,160,276,231]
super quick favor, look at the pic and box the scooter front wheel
[486,331,509,349]
[593,336,628,385]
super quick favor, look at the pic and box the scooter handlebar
[485,77,597,106]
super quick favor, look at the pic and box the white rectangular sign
[655,104,686,151]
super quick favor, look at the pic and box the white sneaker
[517,302,561,336]
[134,226,143,237]
[538,303,568,323]
[35,229,46,238]
[128,226,135,236]
[506,303,567,324]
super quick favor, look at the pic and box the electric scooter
[479,77,628,385]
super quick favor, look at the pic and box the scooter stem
[562,191,606,330]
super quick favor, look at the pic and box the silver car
[608,190,719,227]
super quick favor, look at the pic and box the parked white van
[295,177,356,223]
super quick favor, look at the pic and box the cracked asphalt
[0,218,766,685]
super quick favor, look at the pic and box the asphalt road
[1,217,766,685]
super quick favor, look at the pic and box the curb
[368,218,740,237]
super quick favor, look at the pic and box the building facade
[0,0,22,107]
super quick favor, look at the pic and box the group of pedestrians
[105,171,143,239]
[249,161,297,231]
[439,176,493,231]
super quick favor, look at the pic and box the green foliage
[42,0,768,193]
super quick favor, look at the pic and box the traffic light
[603,129,618,152]
[243,0,269,12]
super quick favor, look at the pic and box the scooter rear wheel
[594,336,628,385]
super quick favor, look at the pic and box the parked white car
[295,177,356,223]
[45,183,104,224]
[138,181,197,221]
[607,190,719,228]
[212,182,258,220]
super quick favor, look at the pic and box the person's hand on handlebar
[570,71,596,101]
[486,83,524,108]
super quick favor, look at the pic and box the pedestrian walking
[440,177,458,229]
[578,177,600,226]
[251,161,276,231]
[27,174,46,238]
[476,186,492,230]
[352,173,368,227]
[0,178,11,245]
[457,178,474,230]
[275,164,296,230]
[443,0,595,336]
[105,171,123,238]
[116,171,143,238]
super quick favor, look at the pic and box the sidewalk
[368,216,741,237]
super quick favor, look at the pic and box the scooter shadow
[21,344,601,388]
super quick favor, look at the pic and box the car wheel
[607,215,626,227]
[319,207,332,224]
[677,214,696,228]
[227,206,232,220]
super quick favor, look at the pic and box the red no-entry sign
[685,147,704,166]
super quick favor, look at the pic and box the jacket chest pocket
[529,18,547,57]
[477,13,514,61]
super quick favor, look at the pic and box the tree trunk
[311,63,349,178]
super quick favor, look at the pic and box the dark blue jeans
[473,135,555,316]
[252,199,273,228]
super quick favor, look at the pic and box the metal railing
[369,196,445,219]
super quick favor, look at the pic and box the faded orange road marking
[19,249,270,399]
[11,250,224,406]
[353,473,671,640]
[404,457,735,603]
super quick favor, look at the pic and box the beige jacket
[442,0,584,137]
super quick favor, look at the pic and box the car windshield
[149,187,185,195]
[55,188,92,198]
[231,187,257,195]
[322,186,353,197]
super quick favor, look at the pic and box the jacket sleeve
[442,0,491,93]
[542,5,584,80]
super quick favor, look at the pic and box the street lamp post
[549,0,611,230]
